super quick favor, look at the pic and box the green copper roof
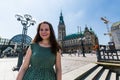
[112,21,120,27]
[63,33,84,40]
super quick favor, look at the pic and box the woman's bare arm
[55,50,62,80]
[16,47,32,80]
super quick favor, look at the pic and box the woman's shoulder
[30,42,37,45]
[29,42,38,48]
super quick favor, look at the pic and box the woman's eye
[45,29,49,31]
[40,29,43,31]
[40,29,49,31]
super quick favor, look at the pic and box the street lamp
[81,37,86,57]
[78,26,86,57]
[13,14,36,71]
[101,17,112,42]
[78,35,86,57]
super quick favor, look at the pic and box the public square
[0,53,97,80]
[0,0,120,80]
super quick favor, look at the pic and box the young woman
[16,21,62,80]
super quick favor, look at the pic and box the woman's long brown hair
[33,21,61,55]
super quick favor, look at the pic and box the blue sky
[0,0,120,45]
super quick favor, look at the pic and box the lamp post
[78,26,86,57]
[80,37,86,57]
[13,14,36,71]
[101,17,112,42]
[78,33,86,57]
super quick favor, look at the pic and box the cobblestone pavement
[0,53,97,80]
[62,53,97,74]
[0,58,18,80]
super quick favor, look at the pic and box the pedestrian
[68,50,72,56]
[77,49,80,57]
[16,21,62,80]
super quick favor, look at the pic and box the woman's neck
[40,40,50,46]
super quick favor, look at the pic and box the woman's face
[39,23,50,40]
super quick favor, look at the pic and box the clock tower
[58,12,66,44]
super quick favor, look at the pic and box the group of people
[16,21,62,80]
[68,49,82,56]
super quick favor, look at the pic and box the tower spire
[58,11,66,42]
[59,11,64,24]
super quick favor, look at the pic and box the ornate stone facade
[58,12,99,53]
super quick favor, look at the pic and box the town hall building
[58,12,99,54]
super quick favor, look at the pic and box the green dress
[23,43,56,80]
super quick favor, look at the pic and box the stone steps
[62,63,119,80]
[85,66,103,80]
[78,66,118,80]
[99,69,109,80]
[62,63,97,80]
[110,72,116,80]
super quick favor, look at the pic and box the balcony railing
[97,49,120,63]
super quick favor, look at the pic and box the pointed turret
[59,11,64,25]
[58,11,66,42]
